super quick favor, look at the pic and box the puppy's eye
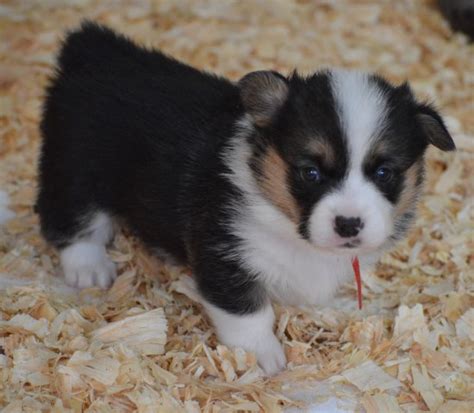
[301,166,322,183]
[374,166,393,183]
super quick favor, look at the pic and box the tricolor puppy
[37,22,455,375]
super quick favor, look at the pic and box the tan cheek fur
[394,159,424,218]
[257,148,300,223]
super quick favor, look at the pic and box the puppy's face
[239,70,455,254]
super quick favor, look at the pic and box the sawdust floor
[0,1,473,412]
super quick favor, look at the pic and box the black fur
[37,22,264,313]
[38,22,241,255]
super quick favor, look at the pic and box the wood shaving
[91,308,167,355]
[411,365,444,412]
[0,0,473,411]
[338,360,401,392]
[361,394,402,413]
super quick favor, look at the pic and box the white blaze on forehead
[330,70,388,166]
[306,70,394,250]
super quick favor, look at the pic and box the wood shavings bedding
[0,0,473,412]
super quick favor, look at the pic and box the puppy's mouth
[311,234,387,254]
[340,239,361,249]
[313,238,368,255]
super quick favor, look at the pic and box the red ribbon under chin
[352,256,362,310]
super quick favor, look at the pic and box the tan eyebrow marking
[363,138,398,171]
[256,147,301,224]
[307,139,336,165]
[368,138,392,157]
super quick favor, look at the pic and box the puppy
[36,22,455,375]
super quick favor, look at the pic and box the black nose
[334,216,363,238]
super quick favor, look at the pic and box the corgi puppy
[37,22,455,374]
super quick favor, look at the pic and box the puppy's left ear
[417,104,456,151]
[238,70,289,127]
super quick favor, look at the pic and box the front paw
[255,333,287,375]
[205,303,287,376]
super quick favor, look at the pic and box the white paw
[60,242,116,289]
[255,333,287,376]
[205,303,287,376]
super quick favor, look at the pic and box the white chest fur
[231,201,377,306]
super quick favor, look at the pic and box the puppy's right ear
[238,71,288,127]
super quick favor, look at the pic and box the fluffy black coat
[37,22,264,312]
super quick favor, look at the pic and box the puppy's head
[238,69,454,254]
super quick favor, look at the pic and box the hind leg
[37,187,117,288]
[58,212,117,288]
[61,242,116,288]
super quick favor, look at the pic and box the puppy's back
[55,21,198,80]
[37,21,242,257]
